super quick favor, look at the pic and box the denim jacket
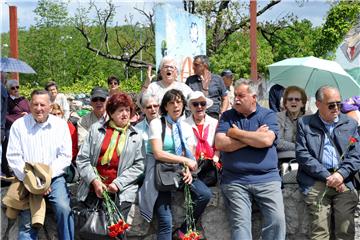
[76,121,145,204]
[296,112,360,194]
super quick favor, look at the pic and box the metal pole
[250,0,258,82]
[9,6,19,80]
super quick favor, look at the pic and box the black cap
[221,69,233,77]
[90,87,108,100]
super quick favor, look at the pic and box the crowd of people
[0,55,360,240]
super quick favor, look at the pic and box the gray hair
[234,78,258,96]
[315,85,339,101]
[139,92,160,108]
[6,79,19,90]
[194,55,210,68]
[30,89,51,102]
[159,56,178,70]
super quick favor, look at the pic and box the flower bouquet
[94,167,130,238]
[103,190,130,238]
[181,179,201,240]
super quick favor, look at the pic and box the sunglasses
[91,97,106,102]
[11,86,19,90]
[192,101,207,107]
[327,101,342,110]
[109,81,118,85]
[286,97,301,102]
[146,104,159,110]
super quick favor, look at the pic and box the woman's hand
[185,158,197,171]
[108,183,119,193]
[92,179,107,198]
[182,167,193,185]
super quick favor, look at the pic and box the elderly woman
[135,92,160,153]
[2,80,30,176]
[139,89,211,240]
[76,92,145,237]
[142,56,193,102]
[45,81,70,120]
[184,91,220,186]
[5,80,30,131]
[276,86,307,161]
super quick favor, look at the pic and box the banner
[155,3,206,82]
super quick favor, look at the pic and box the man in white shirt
[6,89,74,240]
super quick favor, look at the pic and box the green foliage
[314,0,360,57]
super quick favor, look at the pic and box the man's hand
[108,183,119,193]
[227,124,240,138]
[43,186,52,196]
[326,172,344,188]
[256,124,269,132]
[335,183,347,192]
[92,179,107,198]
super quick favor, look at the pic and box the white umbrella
[268,56,360,99]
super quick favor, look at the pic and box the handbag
[280,159,298,184]
[197,159,218,187]
[155,161,184,191]
[154,117,184,191]
[73,198,108,236]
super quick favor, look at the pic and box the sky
[0,0,332,33]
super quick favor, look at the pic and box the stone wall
[2,184,360,240]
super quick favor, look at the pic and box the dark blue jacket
[296,112,360,194]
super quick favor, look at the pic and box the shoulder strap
[161,117,166,142]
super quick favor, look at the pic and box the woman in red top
[76,92,145,239]
[50,103,78,162]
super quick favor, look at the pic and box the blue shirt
[216,105,281,184]
[320,116,340,169]
[186,73,227,114]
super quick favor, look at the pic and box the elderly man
[77,86,109,146]
[6,89,74,239]
[215,79,285,240]
[186,55,228,119]
[296,86,360,240]
[221,69,235,110]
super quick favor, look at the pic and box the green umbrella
[346,67,360,85]
[268,56,360,99]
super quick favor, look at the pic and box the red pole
[9,6,19,80]
[250,0,257,82]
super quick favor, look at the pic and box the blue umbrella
[0,57,36,74]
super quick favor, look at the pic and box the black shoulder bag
[154,117,184,191]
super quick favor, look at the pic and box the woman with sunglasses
[76,92,145,239]
[276,86,307,165]
[3,80,30,176]
[184,91,220,187]
[139,89,211,240]
[107,75,120,96]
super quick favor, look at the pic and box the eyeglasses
[146,104,159,110]
[327,101,342,110]
[192,101,207,107]
[162,65,175,70]
[286,97,301,102]
[91,97,106,102]
[11,86,19,90]
[109,81,118,85]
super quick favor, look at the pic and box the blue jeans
[221,181,286,240]
[18,176,74,240]
[155,179,212,240]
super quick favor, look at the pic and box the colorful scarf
[165,114,195,160]
[192,125,214,160]
[101,121,130,165]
